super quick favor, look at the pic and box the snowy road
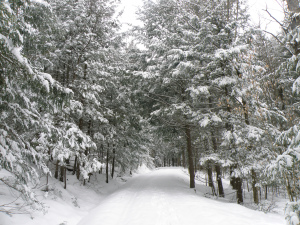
[77,168,284,225]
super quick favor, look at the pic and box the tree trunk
[78,117,84,133]
[286,175,294,202]
[230,165,237,190]
[46,172,49,192]
[260,187,262,201]
[182,148,186,168]
[83,63,87,80]
[106,143,109,184]
[60,165,64,182]
[235,0,239,39]
[73,156,77,175]
[87,119,92,136]
[242,99,258,205]
[265,185,268,200]
[55,160,59,179]
[279,87,285,110]
[101,144,104,163]
[210,127,224,197]
[252,169,259,204]
[100,144,104,174]
[227,0,230,21]
[76,157,80,180]
[185,125,195,188]
[194,147,198,172]
[62,63,66,86]
[207,162,216,196]
[242,98,249,125]
[66,64,70,87]
[216,164,225,197]
[111,144,115,178]
[236,177,243,204]
[64,166,67,189]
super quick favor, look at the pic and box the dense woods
[1,0,300,224]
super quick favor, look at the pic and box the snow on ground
[0,166,286,225]
[78,167,285,225]
[0,168,132,225]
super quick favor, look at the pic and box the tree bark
[216,164,225,197]
[99,144,104,174]
[210,127,224,197]
[252,169,259,204]
[46,172,49,192]
[76,157,80,180]
[88,119,92,136]
[73,156,77,175]
[185,125,195,188]
[55,160,59,179]
[235,0,239,39]
[64,166,67,189]
[279,87,285,110]
[78,117,84,130]
[242,98,249,125]
[207,162,216,195]
[66,64,70,87]
[286,175,294,202]
[194,147,198,172]
[236,177,243,204]
[83,63,87,80]
[230,165,237,190]
[60,164,64,182]
[227,0,230,21]
[182,148,186,168]
[106,143,109,184]
[111,144,115,178]
[243,99,259,204]
[62,63,66,86]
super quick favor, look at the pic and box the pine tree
[0,0,74,213]
[266,0,300,223]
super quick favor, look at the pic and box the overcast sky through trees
[119,0,284,33]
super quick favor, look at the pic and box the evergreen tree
[0,0,74,212]
[266,0,300,223]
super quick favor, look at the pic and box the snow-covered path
[77,168,284,225]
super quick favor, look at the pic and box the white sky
[118,1,143,31]
[119,0,285,33]
[247,0,285,33]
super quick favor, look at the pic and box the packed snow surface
[78,168,284,225]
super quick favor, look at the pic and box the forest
[1,0,300,224]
